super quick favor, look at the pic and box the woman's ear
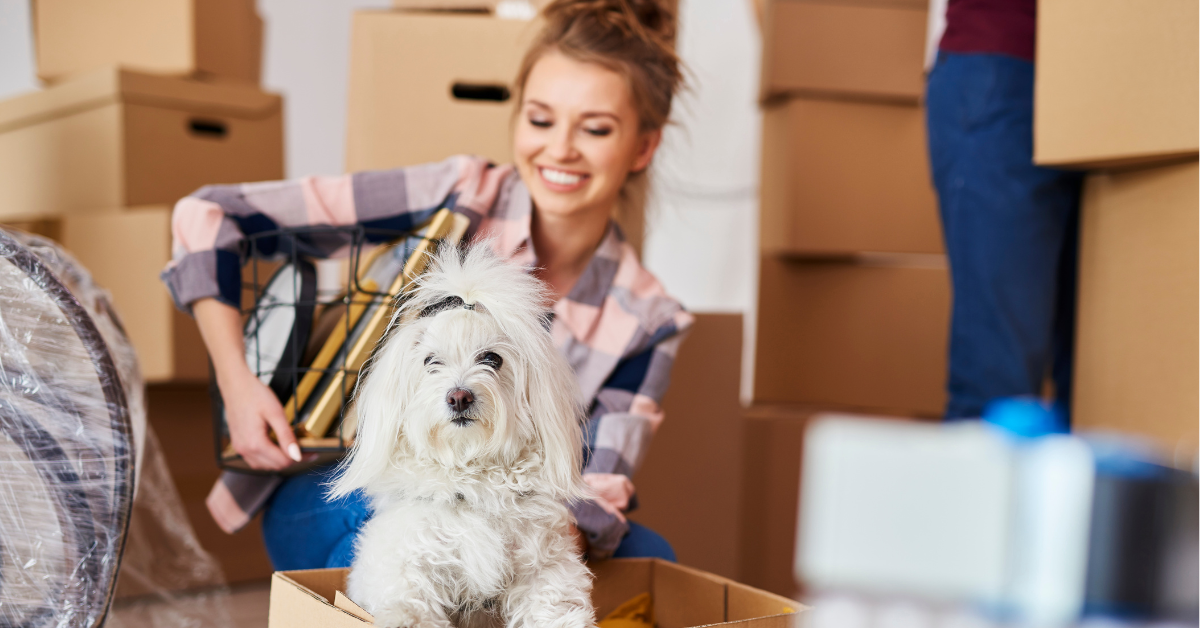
[630,128,663,174]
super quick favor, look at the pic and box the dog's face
[403,307,525,468]
[331,243,586,502]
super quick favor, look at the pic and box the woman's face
[513,51,661,222]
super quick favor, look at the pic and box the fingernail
[287,443,302,462]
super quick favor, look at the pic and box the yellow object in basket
[598,593,654,628]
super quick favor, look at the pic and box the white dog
[329,244,595,628]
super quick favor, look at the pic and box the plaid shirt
[161,155,693,558]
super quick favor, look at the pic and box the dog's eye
[477,352,503,370]
[424,354,443,367]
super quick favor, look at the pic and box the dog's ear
[521,334,589,502]
[328,321,421,499]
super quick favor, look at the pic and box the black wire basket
[211,209,468,474]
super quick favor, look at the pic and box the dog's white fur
[330,243,594,628]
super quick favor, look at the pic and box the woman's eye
[528,118,552,128]
[477,352,503,370]
[584,127,612,137]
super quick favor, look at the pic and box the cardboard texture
[61,207,209,383]
[0,67,283,220]
[1033,0,1198,168]
[34,0,263,84]
[268,560,802,628]
[345,11,536,173]
[760,98,942,255]
[1072,160,1199,447]
[632,313,744,580]
[761,0,927,102]
[753,255,950,415]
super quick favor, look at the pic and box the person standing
[926,0,1084,421]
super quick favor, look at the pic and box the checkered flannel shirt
[161,155,694,558]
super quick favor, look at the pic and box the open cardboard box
[269,559,803,628]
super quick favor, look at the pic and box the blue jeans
[925,51,1084,421]
[262,466,676,570]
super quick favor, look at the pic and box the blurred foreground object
[796,413,1198,626]
[0,229,233,627]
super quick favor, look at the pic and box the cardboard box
[268,559,803,628]
[345,11,537,173]
[760,98,942,255]
[753,254,950,416]
[761,0,927,102]
[61,207,209,383]
[1072,159,1198,446]
[632,314,744,580]
[34,0,263,84]
[1033,0,1198,168]
[0,67,283,220]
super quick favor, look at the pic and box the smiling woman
[165,0,693,572]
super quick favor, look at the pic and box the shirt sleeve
[571,319,693,558]
[160,156,503,314]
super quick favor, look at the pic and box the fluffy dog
[329,243,594,628]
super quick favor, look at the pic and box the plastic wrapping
[1,231,233,627]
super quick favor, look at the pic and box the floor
[107,579,271,628]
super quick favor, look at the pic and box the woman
[161,0,691,569]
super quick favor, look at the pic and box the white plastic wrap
[1,231,233,627]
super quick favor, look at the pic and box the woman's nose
[547,126,578,161]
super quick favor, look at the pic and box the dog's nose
[446,388,475,413]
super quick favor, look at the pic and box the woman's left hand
[584,473,635,513]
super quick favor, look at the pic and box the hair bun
[541,0,676,48]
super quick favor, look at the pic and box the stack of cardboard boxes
[742,0,946,596]
[0,0,282,383]
[0,0,283,584]
[1035,0,1198,448]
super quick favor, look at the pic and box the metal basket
[211,209,467,473]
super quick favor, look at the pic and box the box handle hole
[189,119,228,138]
[451,83,511,102]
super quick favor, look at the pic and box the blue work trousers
[926,51,1084,421]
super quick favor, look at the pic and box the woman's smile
[537,166,589,192]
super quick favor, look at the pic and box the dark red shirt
[939,0,1037,62]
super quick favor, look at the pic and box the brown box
[345,11,537,172]
[753,254,950,416]
[60,207,209,383]
[760,98,942,255]
[0,67,283,221]
[632,314,744,580]
[1072,159,1199,447]
[1033,0,1198,168]
[34,0,262,84]
[761,0,927,102]
[268,559,803,628]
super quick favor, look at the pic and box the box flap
[269,571,369,627]
[334,590,377,623]
[592,559,653,619]
[653,561,728,628]
[0,67,281,133]
[725,582,804,622]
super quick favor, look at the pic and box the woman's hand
[218,368,301,470]
[194,298,301,471]
[583,473,635,512]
